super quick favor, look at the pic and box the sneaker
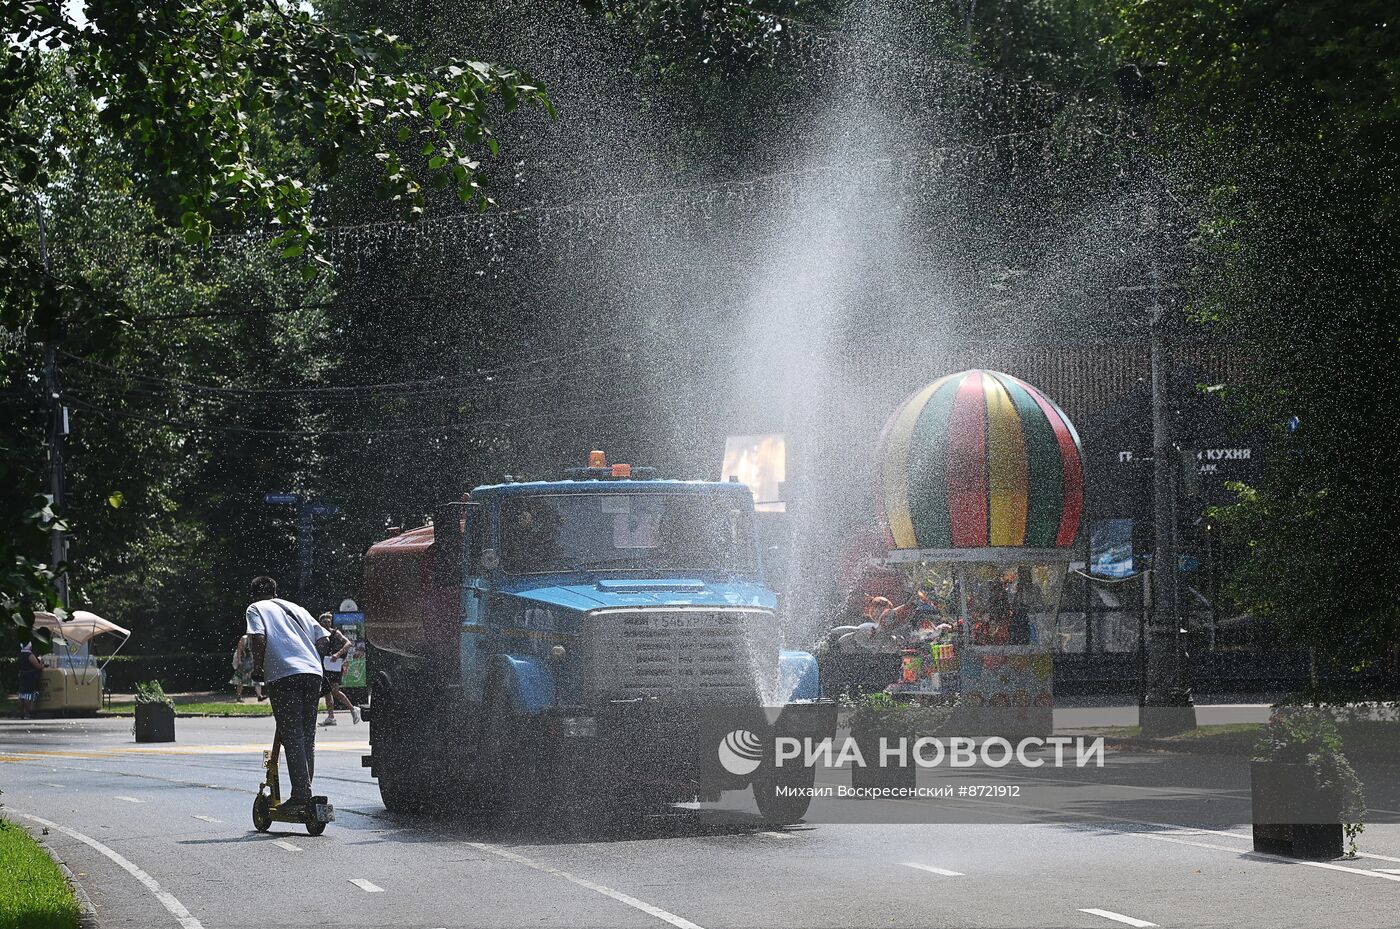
[256,694,267,702]
[320,716,337,726]
[350,706,361,725]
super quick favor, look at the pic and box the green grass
[0,821,80,929]
[100,699,273,717]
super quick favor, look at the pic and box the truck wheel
[371,688,437,815]
[374,729,422,814]
[752,766,815,826]
[475,677,524,816]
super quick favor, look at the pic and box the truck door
[460,502,490,702]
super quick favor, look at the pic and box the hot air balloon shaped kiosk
[873,370,1084,736]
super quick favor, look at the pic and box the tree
[1108,0,1400,669]
[1,1,549,647]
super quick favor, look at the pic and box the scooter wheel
[252,793,272,832]
[305,818,327,837]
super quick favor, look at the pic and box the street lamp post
[32,196,70,615]
[1115,63,1196,736]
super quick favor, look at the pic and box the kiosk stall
[32,611,132,714]
[864,368,1085,735]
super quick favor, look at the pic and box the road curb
[5,816,103,929]
[1106,737,1248,756]
[98,712,273,719]
[1106,736,1400,765]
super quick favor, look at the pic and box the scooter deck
[268,796,335,824]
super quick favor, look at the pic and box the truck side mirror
[433,501,477,586]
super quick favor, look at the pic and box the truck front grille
[586,609,775,704]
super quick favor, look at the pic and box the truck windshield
[499,493,758,576]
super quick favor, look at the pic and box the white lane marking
[114,795,145,803]
[1137,833,1400,883]
[902,862,964,877]
[1175,828,1400,866]
[44,782,65,788]
[191,815,221,823]
[467,841,706,929]
[1373,868,1400,875]
[272,840,302,852]
[1080,907,1157,927]
[16,811,205,929]
[832,780,1400,887]
[757,830,793,839]
[1358,852,1400,864]
[349,878,384,893]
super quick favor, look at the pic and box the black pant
[268,673,322,801]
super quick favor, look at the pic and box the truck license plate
[646,614,715,629]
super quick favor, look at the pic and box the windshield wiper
[567,555,650,572]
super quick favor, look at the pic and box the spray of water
[298,1,1150,685]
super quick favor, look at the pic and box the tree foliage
[1,1,548,648]
[1109,0,1400,666]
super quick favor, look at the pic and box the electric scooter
[251,732,334,836]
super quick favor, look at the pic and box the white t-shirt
[245,598,328,683]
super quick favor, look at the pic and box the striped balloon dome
[877,370,1084,551]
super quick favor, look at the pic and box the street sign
[307,502,341,517]
[263,493,299,505]
[338,598,359,613]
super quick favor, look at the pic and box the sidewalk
[1054,702,1272,731]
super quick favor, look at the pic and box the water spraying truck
[359,451,835,824]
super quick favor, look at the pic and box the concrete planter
[134,702,176,743]
[1250,760,1343,859]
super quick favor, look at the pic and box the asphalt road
[2,714,1397,929]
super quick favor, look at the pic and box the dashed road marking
[467,841,706,929]
[902,862,964,877]
[1373,868,1400,875]
[1079,908,1158,928]
[191,815,221,823]
[114,796,144,803]
[756,830,793,839]
[272,840,302,852]
[349,878,384,893]
[15,810,205,929]
[44,783,64,788]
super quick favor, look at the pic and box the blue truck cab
[361,454,834,824]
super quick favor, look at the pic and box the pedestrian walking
[229,633,265,702]
[16,642,44,718]
[317,612,359,726]
[245,576,331,814]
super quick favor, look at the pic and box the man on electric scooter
[246,576,332,816]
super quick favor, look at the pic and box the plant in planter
[133,680,176,743]
[845,692,953,791]
[1252,706,1365,858]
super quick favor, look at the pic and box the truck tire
[370,678,463,816]
[752,764,815,826]
[371,704,422,814]
[475,676,528,816]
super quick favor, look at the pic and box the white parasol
[32,610,132,683]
